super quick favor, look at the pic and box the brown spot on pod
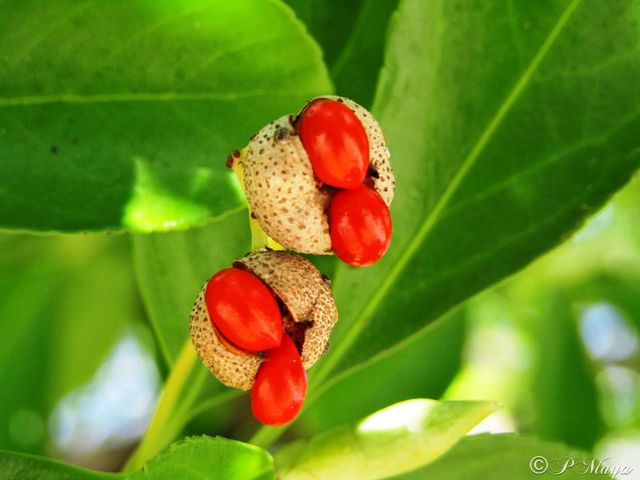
[189,289,264,390]
[234,251,337,369]
[244,97,394,253]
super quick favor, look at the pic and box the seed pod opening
[234,251,338,369]
[244,96,394,254]
[190,251,338,390]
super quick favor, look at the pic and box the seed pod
[189,251,338,390]
[244,96,394,255]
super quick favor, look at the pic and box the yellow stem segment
[124,147,287,472]
[228,147,285,252]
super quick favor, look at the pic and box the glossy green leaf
[0,0,331,233]
[0,436,275,480]
[275,399,498,480]
[308,0,640,402]
[284,0,399,108]
[396,434,590,479]
[131,436,275,480]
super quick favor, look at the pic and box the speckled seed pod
[244,96,395,255]
[189,251,338,390]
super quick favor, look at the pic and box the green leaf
[308,0,640,400]
[132,436,275,480]
[133,209,250,365]
[283,0,400,108]
[297,310,465,435]
[0,449,113,480]
[0,0,331,233]
[0,436,276,480]
[510,288,605,450]
[274,399,498,480]
[395,434,590,479]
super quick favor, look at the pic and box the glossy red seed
[251,334,307,426]
[205,268,282,352]
[328,185,392,267]
[299,99,369,189]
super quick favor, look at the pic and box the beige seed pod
[234,250,338,369]
[189,251,338,390]
[244,96,394,254]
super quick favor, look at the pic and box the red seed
[328,185,392,267]
[251,335,307,426]
[299,99,369,189]
[205,268,282,352]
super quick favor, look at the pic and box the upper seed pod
[244,96,394,255]
[189,251,337,390]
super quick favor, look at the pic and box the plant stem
[125,148,288,470]
[228,147,284,252]
[179,389,245,426]
[123,340,197,472]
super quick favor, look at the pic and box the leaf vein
[310,0,584,387]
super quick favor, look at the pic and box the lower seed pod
[189,250,338,391]
[243,96,394,257]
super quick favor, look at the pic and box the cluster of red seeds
[298,99,392,267]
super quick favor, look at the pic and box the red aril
[298,99,369,189]
[328,185,392,267]
[205,268,282,352]
[251,334,307,426]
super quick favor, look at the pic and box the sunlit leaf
[0,0,331,232]
[297,310,465,435]
[275,399,497,480]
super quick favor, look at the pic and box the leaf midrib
[0,89,311,107]
[310,0,584,387]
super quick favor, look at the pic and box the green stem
[125,148,288,470]
[123,340,197,472]
[171,362,208,423]
[181,389,245,426]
